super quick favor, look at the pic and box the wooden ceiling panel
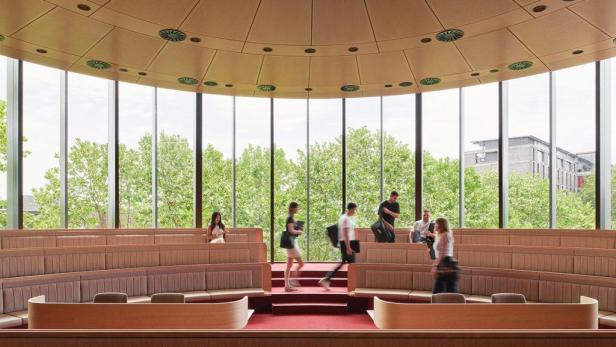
[510,9,609,57]
[258,55,309,87]
[0,0,54,35]
[357,51,414,85]
[365,0,442,41]
[247,0,311,45]
[44,0,101,16]
[85,28,164,69]
[148,42,216,78]
[456,29,534,70]
[478,58,549,83]
[514,0,538,6]
[459,8,532,38]
[312,0,374,45]
[105,0,197,27]
[204,51,263,85]
[12,7,112,55]
[426,0,520,28]
[570,0,616,36]
[310,55,360,87]
[0,43,79,70]
[181,0,260,41]
[524,0,584,18]
[243,42,378,56]
[418,76,480,93]
[405,43,471,78]
[137,76,199,92]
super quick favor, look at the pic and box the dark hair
[435,217,450,235]
[347,202,357,210]
[209,212,225,231]
[390,191,399,197]
[289,202,299,213]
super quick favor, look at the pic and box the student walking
[280,202,304,292]
[319,203,358,290]
[431,217,459,294]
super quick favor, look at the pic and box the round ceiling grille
[348,46,359,52]
[398,81,413,87]
[420,37,432,43]
[340,85,360,92]
[304,48,316,54]
[257,84,276,92]
[159,29,187,42]
[420,77,441,86]
[86,60,111,70]
[203,81,218,86]
[178,76,198,85]
[77,3,91,11]
[436,29,464,42]
[508,61,533,71]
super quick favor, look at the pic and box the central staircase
[270,264,350,315]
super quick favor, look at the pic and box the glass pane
[23,62,61,229]
[464,83,499,227]
[235,97,271,255]
[0,56,7,228]
[67,72,108,228]
[156,88,194,228]
[203,94,233,233]
[119,82,153,228]
[309,99,342,261]
[274,98,307,261]
[508,73,550,228]
[555,63,595,229]
[423,89,460,227]
[383,94,415,227]
[346,97,381,227]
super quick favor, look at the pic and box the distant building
[0,195,39,215]
[465,136,594,192]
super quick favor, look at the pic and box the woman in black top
[283,202,304,292]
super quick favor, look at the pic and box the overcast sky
[0,58,611,199]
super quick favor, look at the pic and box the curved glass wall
[2,54,614,257]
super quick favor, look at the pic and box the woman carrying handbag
[280,202,304,292]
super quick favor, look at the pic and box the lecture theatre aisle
[245,263,377,330]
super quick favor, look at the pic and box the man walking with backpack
[373,191,400,242]
[319,203,358,290]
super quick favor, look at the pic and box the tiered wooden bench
[0,228,268,329]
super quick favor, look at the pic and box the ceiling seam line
[362,0,380,53]
[401,50,418,86]
[201,50,219,81]
[177,0,202,28]
[255,54,266,86]
[143,41,169,71]
[241,0,262,52]
[423,0,446,30]
[354,55,362,86]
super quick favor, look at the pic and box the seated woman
[208,212,226,243]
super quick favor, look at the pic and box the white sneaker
[318,278,331,291]
[290,279,301,287]
[284,286,298,292]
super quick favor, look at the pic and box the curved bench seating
[0,243,266,279]
[27,295,252,329]
[355,228,616,249]
[348,263,616,327]
[371,296,598,329]
[0,228,263,250]
[0,262,270,328]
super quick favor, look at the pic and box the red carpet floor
[245,314,376,330]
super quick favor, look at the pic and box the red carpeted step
[271,270,347,279]
[272,277,347,287]
[271,287,348,304]
[272,302,349,315]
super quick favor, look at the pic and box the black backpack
[326,224,339,248]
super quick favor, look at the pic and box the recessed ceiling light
[119,68,128,72]
[471,72,480,77]
[572,49,584,55]
[204,81,218,86]
[384,84,393,88]
[304,48,316,54]
[257,84,276,92]
[190,37,201,43]
[420,77,441,86]
[533,5,547,13]
[340,85,360,92]
[178,77,198,85]
[436,29,464,42]
[420,37,432,43]
[398,81,413,87]
[490,68,499,73]
[508,61,533,70]
[138,72,147,76]
[348,47,359,52]
[159,29,187,42]
[36,48,47,54]
[263,47,273,52]
[225,84,233,88]
[305,87,312,92]
[77,3,91,11]
[86,60,111,70]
